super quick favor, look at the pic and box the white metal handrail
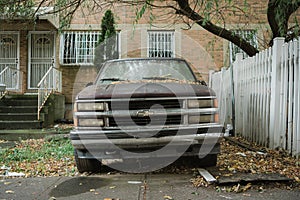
[0,66,9,76]
[37,66,62,120]
[0,66,8,99]
[0,66,22,92]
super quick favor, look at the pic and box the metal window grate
[229,30,258,65]
[148,31,175,58]
[61,31,100,65]
[0,32,20,90]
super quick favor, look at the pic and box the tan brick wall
[62,66,98,104]
[180,29,223,82]
[62,66,98,119]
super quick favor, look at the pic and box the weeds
[0,137,76,177]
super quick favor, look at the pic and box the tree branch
[175,0,258,56]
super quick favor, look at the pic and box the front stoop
[0,94,42,130]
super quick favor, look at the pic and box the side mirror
[86,82,93,87]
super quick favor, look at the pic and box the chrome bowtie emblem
[136,110,153,117]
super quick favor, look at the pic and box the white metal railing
[210,37,300,157]
[0,67,8,99]
[37,66,62,120]
[0,66,22,92]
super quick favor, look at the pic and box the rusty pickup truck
[70,58,223,173]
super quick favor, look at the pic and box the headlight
[188,99,214,108]
[78,118,104,127]
[189,115,214,124]
[77,102,105,111]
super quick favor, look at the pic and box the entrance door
[28,32,55,89]
[0,32,20,90]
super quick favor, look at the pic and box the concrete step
[0,94,64,129]
[0,120,42,129]
[4,94,37,100]
[0,106,38,113]
[0,113,38,121]
[2,99,38,106]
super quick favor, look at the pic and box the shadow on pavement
[49,177,111,197]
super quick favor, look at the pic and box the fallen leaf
[90,189,95,192]
[242,183,252,192]
[236,152,246,157]
[109,186,116,189]
[127,181,142,184]
[233,184,241,193]
[219,195,233,199]
[5,190,15,194]
[223,173,233,177]
[164,195,173,200]
[228,167,236,172]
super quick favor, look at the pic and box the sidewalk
[1,174,300,200]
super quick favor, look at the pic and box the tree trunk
[267,0,300,44]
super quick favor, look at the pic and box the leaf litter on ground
[191,137,300,192]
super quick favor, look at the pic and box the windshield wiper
[142,76,179,81]
[99,78,124,82]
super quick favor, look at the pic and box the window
[61,31,100,65]
[229,30,258,65]
[0,36,16,58]
[148,31,175,58]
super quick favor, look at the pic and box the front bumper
[70,124,223,159]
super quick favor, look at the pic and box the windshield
[96,59,196,84]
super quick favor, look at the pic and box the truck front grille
[108,99,182,110]
[108,115,182,127]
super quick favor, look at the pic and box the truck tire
[74,150,101,173]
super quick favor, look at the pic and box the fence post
[221,67,228,125]
[234,53,243,135]
[208,70,214,88]
[269,37,285,149]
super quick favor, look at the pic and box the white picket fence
[210,38,300,157]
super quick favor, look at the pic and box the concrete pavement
[1,174,300,200]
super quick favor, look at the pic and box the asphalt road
[1,173,300,200]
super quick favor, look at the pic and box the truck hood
[76,81,216,99]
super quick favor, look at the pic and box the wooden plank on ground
[198,168,217,184]
[218,173,292,185]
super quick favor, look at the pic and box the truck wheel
[74,150,101,173]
